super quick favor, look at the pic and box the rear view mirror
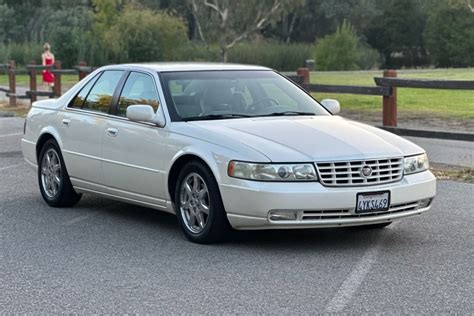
[126,104,165,127]
[321,99,340,115]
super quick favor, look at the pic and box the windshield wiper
[184,114,252,121]
[257,111,315,117]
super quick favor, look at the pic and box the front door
[102,71,168,209]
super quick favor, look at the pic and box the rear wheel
[175,161,231,244]
[38,139,81,207]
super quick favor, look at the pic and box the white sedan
[21,63,436,243]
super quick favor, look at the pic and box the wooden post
[8,60,16,107]
[53,60,61,97]
[78,61,87,80]
[297,67,310,85]
[29,60,37,104]
[383,70,397,127]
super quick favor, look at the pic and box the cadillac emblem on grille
[361,165,373,178]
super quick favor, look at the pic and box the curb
[0,111,15,118]
[379,126,474,142]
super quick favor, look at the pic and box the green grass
[1,68,473,119]
[0,74,79,88]
[310,68,474,119]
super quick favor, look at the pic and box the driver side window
[118,72,160,117]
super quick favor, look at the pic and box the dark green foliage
[366,0,428,68]
[228,42,314,71]
[0,0,473,69]
[314,21,381,71]
[424,4,474,67]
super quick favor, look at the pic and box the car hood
[187,116,424,162]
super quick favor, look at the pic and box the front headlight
[228,161,318,181]
[404,153,429,175]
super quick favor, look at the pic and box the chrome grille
[316,158,403,187]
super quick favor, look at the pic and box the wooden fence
[1,62,473,132]
[286,68,474,129]
[0,60,94,107]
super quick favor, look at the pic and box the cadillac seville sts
[21,63,436,243]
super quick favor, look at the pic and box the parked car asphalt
[1,117,473,313]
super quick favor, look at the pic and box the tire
[38,139,82,207]
[357,222,392,229]
[174,161,232,244]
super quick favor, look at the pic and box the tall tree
[190,0,303,61]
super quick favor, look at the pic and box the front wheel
[38,139,81,207]
[175,161,231,244]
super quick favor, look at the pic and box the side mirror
[321,99,340,115]
[126,104,165,127]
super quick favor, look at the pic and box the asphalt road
[1,117,473,313]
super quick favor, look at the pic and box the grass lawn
[0,74,79,88]
[1,68,473,121]
[310,68,474,120]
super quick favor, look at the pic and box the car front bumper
[219,170,436,230]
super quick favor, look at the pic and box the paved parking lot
[1,117,473,313]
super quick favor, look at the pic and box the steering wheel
[248,97,279,113]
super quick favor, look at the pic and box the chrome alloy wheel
[40,148,61,198]
[179,172,210,234]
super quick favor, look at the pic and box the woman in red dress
[42,43,55,89]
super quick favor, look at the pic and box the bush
[227,42,314,71]
[314,21,380,71]
[100,5,189,63]
[0,43,43,66]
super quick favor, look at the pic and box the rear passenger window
[118,72,160,117]
[82,70,124,113]
[69,74,100,108]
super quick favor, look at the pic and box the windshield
[160,70,330,121]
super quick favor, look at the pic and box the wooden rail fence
[0,60,95,107]
[1,63,473,131]
[286,68,474,128]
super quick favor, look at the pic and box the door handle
[61,119,70,127]
[106,127,118,137]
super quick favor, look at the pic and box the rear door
[61,70,124,191]
[102,71,168,208]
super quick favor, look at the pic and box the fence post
[8,60,16,107]
[383,70,397,127]
[29,60,37,104]
[78,61,87,80]
[53,60,61,97]
[297,67,310,85]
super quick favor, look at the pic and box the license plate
[356,191,390,214]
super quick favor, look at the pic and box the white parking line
[0,132,22,138]
[324,225,396,313]
[0,163,24,171]
[62,212,98,226]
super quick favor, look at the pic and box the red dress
[42,57,55,85]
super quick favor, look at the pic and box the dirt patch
[0,101,30,117]
[430,163,474,183]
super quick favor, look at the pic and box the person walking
[42,43,55,90]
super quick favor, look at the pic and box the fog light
[269,210,298,221]
[418,198,432,208]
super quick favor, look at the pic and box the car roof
[100,62,272,72]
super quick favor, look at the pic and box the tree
[425,2,474,67]
[366,0,427,68]
[190,0,303,61]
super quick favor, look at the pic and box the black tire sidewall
[174,161,229,243]
[37,139,80,207]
